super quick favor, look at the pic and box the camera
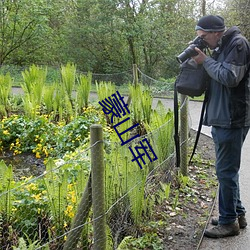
[176,36,208,64]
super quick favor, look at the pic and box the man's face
[196,30,222,49]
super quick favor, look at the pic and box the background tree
[0,0,235,80]
[220,0,250,39]
[65,0,201,78]
[0,0,49,65]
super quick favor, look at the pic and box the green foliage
[43,85,56,113]
[76,72,92,111]
[158,182,171,203]
[127,166,147,225]
[0,65,25,85]
[0,161,14,222]
[105,137,147,227]
[0,0,227,77]
[12,176,48,240]
[21,65,47,118]
[0,0,52,65]
[0,73,12,116]
[13,235,46,250]
[0,108,101,158]
[145,100,174,162]
[129,84,153,125]
[0,115,57,156]
[43,159,68,230]
[117,233,163,250]
[178,173,192,189]
[96,81,116,101]
[172,190,180,210]
[0,72,178,248]
[61,62,76,101]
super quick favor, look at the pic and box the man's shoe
[238,215,248,228]
[211,214,247,229]
[204,222,240,238]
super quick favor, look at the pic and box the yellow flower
[65,205,74,218]
[12,207,17,212]
[71,195,76,204]
[14,149,22,155]
[32,193,42,201]
[43,147,49,157]
[3,130,9,135]
[36,152,41,159]
[26,183,37,191]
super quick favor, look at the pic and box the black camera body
[176,36,208,63]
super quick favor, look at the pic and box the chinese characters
[99,90,158,169]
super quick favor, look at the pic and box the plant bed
[117,130,217,250]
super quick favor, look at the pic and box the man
[192,15,250,238]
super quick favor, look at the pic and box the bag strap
[174,80,208,168]
[174,80,180,168]
[189,91,208,164]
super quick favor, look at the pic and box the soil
[0,152,45,180]
[158,130,217,250]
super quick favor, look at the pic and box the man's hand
[192,47,207,64]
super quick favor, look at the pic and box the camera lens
[176,45,198,63]
[176,37,208,63]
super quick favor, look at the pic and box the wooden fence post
[180,94,188,176]
[133,64,138,85]
[127,64,138,106]
[91,124,106,250]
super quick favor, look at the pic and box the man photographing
[192,15,250,238]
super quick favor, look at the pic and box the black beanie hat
[195,15,225,32]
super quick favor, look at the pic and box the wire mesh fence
[0,65,191,249]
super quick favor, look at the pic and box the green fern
[76,72,92,111]
[43,84,56,114]
[96,81,116,102]
[60,62,76,101]
[145,100,174,162]
[0,160,14,222]
[21,65,47,118]
[129,83,153,125]
[43,159,68,228]
[0,73,12,116]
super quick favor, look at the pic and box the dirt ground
[159,130,217,250]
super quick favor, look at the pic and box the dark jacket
[203,26,250,128]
